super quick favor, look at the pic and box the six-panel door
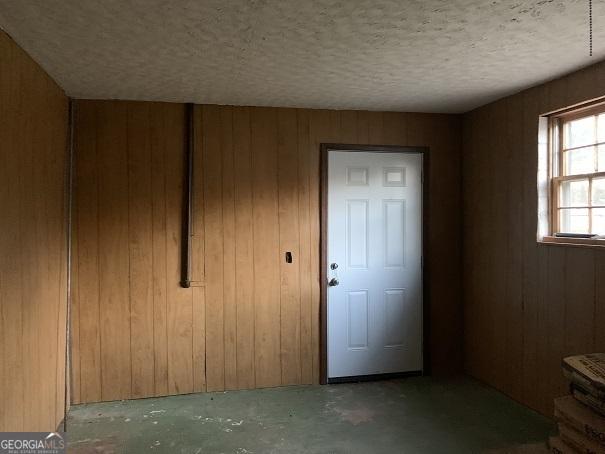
[327,150,423,378]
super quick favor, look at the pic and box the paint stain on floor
[330,405,376,425]
[67,376,554,454]
[68,435,120,454]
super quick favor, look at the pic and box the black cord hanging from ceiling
[589,0,593,57]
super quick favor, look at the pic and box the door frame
[319,143,430,384]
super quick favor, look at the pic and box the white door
[327,150,423,379]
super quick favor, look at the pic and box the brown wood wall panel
[72,100,463,403]
[462,60,605,417]
[251,107,283,388]
[297,110,314,385]
[72,100,193,403]
[191,106,207,393]
[201,104,225,392]
[220,107,238,391]
[150,105,170,397]
[73,103,101,403]
[233,107,256,390]
[278,108,302,385]
[0,31,69,431]
[165,107,194,396]
[128,103,155,399]
[98,102,132,401]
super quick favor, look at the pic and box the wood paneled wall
[71,100,463,404]
[462,61,605,417]
[70,100,191,403]
[0,31,69,431]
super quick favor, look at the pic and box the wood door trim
[319,143,430,384]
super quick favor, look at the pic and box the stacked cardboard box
[548,353,605,453]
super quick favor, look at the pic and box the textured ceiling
[0,0,603,113]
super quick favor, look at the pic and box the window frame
[544,101,605,246]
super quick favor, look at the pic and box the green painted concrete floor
[67,376,554,454]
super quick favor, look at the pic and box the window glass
[566,116,596,149]
[553,108,605,236]
[593,208,605,234]
[560,208,590,233]
[560,179,589,207]
[598,114,605,142]
[592,178,605,206]
[565,146,594,175]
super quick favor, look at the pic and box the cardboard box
[555,395,605,447]
[548,436,575,454]
[572,384,605,418]
[562,354,605,401]
[559,422,605,454]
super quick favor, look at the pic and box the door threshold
[327,370,422,384]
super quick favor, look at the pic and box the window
[548,103,605,239]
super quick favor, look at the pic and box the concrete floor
[67,376,554,454]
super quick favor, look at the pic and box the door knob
[328,278,339,287]
[330,263,338,270]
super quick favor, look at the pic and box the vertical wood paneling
[41,66,62,428]
[482,106,498,387]
[491,104,508,392]
[466,107,492,382]
[191,106,206,393]
[192,286,206,392]
[504,94,525,401]
[70,188,81,404]
[544,247,566,413]
[74,103,102,403]
[128,103,155,398]
[2,36,26,429]
[338,110,357,143]
[191,106,206,286]
[97,101,132,401]
[382,112,407,145]
[462,110,478,375]
[233,107,256,390]
[220,107,238,390]
[72,100,193,402]
[520,86,543,411]
[297,110,314,385]
[202,105,225,392]
[355,111,370,144]
[367,112,384,144]
[463,59,605,417]
[150,104,169,396]
[277,108,302,385]
[72,101,463,402]
[21,63,41,428]
[164,105,193,395]
[251,107,282,388]
[426,114,464,374]
[0,30,69,430]
[535,244,550,413]
[564,249,595,356]
[47,77,68,427]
